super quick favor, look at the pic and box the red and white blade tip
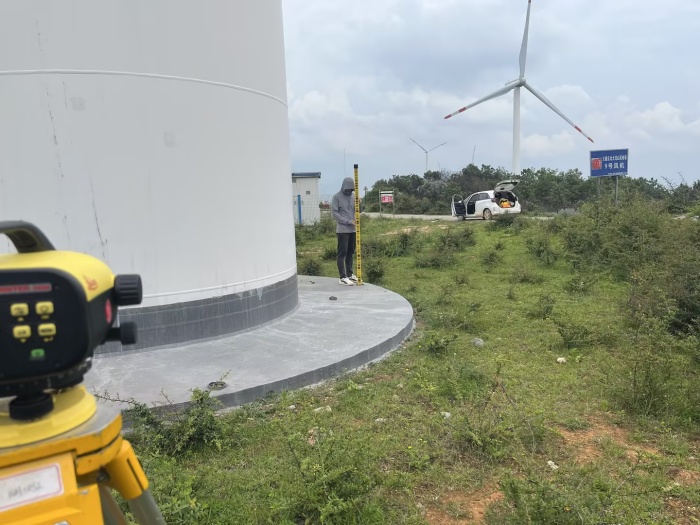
[444,107,468,120]
[574,125,594,143]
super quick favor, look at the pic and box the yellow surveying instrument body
[0,221,166,524]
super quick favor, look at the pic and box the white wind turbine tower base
[444,0,594,177]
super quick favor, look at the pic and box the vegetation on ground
[118,197,699,524]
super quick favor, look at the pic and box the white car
[451,180,521,220]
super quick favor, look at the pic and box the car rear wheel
[483,209,492,220]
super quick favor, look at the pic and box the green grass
[125,216,700,525]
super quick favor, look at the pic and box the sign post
[380,191,394,216]
[590,149,629,206]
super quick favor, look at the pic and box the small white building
[292,172,322,224]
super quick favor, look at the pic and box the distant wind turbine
[410,138,447,174]
[444,0,594,176]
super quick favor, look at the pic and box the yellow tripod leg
[104,440,166,525]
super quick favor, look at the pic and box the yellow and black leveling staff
[0,221,166,524]
[353,164,364,286]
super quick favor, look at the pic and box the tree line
[363,164,700,215]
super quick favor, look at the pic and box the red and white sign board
[380,192,393,203]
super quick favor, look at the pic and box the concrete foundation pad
[84,277,414,409]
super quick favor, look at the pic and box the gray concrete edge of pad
[161,316,414,412]
[103,301,301,358]
[99,274,300,355]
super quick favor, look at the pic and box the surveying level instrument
[0,221,166,524]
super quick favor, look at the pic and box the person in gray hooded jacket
[331,177,358,286]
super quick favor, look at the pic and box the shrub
[554,318,592,349]
[525,230,558,266]
[492,471,613,525]
[122,387,227,457]
[322,244,338,261]
[294,225,306,246]
[436,229,461,252]
[608,319,700,423]
[436,365,488,403]
[394,230,421,256]
[529,294,555,319]
[453,273,470,285]
[625,237,700,335]
[488,213,518,230]
[562,273,597,294]
[309,217,337,237]
[434,227,476,253]
[415,249,456,269]
[510,215,532,234]
[451,369,551,461]
[421,332,458,356]
[429,309,477,332]
[298,257,322,276]
[280,427,384,524]
[360,238,389,258]
[363,257,386,283]
[482,250,503,271]
[455,226,476,246]
[433,283,454,306]
[512,267,545,284]
[294,217,337,246]
[558,198,667,279]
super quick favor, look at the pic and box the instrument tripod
[0,386,166,525]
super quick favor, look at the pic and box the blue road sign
[590,149,629,177]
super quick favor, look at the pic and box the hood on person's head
[341,177,354,196]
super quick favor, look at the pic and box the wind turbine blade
[444,81,518,119]
[523,81,594,143]
[427,142,447,153]
[519,0,532,77]
[410,138,427,152]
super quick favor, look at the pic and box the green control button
[30,348,46,360]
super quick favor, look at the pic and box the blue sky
[282,0,700,195]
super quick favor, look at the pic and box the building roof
[292,172,321,179]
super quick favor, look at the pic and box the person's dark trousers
[336,232,356,278]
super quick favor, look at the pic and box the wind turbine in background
[444,0,594,176]
[410,138,447,174]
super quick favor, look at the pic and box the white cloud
[542,85,594,110]
[522,132,575,158]
[625,102,700,136]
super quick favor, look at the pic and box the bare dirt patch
[381,225,447,236]
[558,416,660,464]
[668,467,700,486]
[664,496,700,525]
[424,486,504,525]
